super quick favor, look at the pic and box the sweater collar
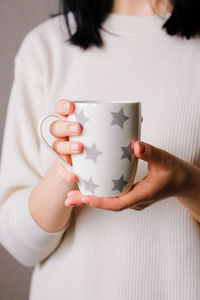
[101,12,171,37]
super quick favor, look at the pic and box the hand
[64,141,195,211]
[50,99,84,182]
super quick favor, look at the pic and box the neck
[112,0,172,16]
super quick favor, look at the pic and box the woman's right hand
[49,99,84,183]
[29,99,83,233]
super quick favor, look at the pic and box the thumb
[132,141,165,165]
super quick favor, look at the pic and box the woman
[0,0,200,299]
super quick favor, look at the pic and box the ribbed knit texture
[0,12,200,299]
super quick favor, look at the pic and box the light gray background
[0,1,59,299]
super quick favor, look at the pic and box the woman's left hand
[64,141,197,211]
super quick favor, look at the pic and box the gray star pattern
[75,109,90,128]
[110,108,129,129]
[85,143,103,163]
[83,177,99,193]
[112,175,128,192]
[120,142,133,161]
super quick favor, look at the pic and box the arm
[0,30,78,267]
[64,141,200,224]
[176,164,200,223]
[29,97,83,233]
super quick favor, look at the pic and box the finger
[65,190,105,209]
[118,174,168,209]
[55,99,75,116]
[130,196,164,210]
[132,141,167,166]
[130,199,154,210]
[52,140,83,155]
[65,191,89,206]
[86,180,152,211]
[49,120,82,138]
[65,175,164,212]
[57,161,79,183]
[66,185,152,211]
[65,190,149,212]
[131,203,149,211]
[81,194,122,211]
[67,190,82,197]
[65,198,84,206]
[65,175,164,211]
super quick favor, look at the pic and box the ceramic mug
[37,100,142,197]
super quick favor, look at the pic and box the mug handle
[37,112,75,174]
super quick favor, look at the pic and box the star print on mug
[75,109,90,129]
[112,175,128,193]
[83,177,99,194]
[37,100,142,197]
[84,143,103,163]
[120,142,133,162]
[110,108,129,129]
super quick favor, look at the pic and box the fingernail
[63,101,70,113]
[69,125,78,133]
[71,143,81,151]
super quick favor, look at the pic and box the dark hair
[51,0,200,49]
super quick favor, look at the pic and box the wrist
[180,163,200,198]
[176,164,200,223]
[29,160,74,233]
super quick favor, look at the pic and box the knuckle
[55,99,64,113]
[146,145,154,159]
[49,121,57,136]
[51,120,71,138]
[62,120,71,136]
[52,140,59,152]
[145,144,166,164]
[57,162,68,178]
[52,140,69,154]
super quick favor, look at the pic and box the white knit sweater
[0,12,200,300]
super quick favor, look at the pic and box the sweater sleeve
[0,28,71,267]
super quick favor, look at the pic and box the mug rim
[72,100,141,104]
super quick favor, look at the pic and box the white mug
[37,100,142,197]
